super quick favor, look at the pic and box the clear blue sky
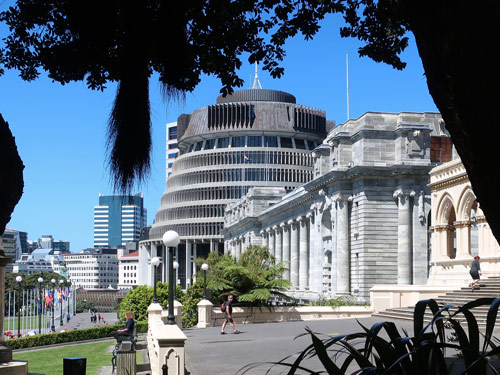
[0,10,437,252]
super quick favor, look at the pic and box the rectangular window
[168,127,177,140]
[167,152,178,159]
[280,137,293,148]
[295,139,306,149]
[194,141,203,151]
[218,137,230,148]
[205,139,216,149]
[430,136,452,162]
[264,136,278,147]
[231,136,245,147]
[247,136,262,147]
[168,143,177,149]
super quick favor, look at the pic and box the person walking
[221,295,240,335]
[470,255,482,291]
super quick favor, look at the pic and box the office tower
[94,193,147,248]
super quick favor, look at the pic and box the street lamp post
[201,263,209,299]
[173,261,179,300]
[37,276,43,335]
[15,276,22,337]
[162,231,180,325]
[59,279,64,326]
[151,257,161,303]
[50,278,56,332]
[67,282,71,322]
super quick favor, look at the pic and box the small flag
[244,155,251,162]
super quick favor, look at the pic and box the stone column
[197,299,213,328]
[186,240,193,288]
[268,228,275,257]
[275,225,282,264]
[261,230,268,248]
[290,219,299,287]
[307,208,319,293]
[454,220,471,258]
[298,216,309,290]
[336,197,350,295]
[394,190,414,284]
[281,222,290,280]
[477,216,487,257]
[237,236,243,260]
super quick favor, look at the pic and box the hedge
[7,321,148,350]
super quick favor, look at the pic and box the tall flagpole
[346,52,350,121]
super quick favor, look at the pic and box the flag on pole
[244,155,251,163]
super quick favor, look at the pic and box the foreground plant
[241,297,500,374]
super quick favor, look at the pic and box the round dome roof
[216,89,296,104]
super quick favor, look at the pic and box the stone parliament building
[140,84,466,301]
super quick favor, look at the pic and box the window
[167,162,173,168]
[194,141,203,151]
[231,136,245,147]
[280,137,293,148]
[168,127,177,140]
[264,136,278,147]
[218,137,230,148]
[430,136,452,162]
[205,139,216,149]
[247,136,262,147]
[168,143,177,149]
[167,152,178,159]
[295,139,306,149]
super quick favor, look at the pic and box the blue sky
[0,10,437,252]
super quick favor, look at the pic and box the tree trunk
[0,114,24,238]
[404,1,500,245]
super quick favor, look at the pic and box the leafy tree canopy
[198,246,292,304]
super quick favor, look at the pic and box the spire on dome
[252,62,262,89]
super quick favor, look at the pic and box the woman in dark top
[112,311,135,341]
[470,256,482,291]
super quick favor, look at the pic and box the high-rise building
[166,122,179,184]
[38,235,53,249]
[1,228,27,269]
[93,193,147,248]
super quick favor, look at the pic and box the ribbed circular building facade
[142,88,330,287]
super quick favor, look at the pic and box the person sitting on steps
[112,311,135,341]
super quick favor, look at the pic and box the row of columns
[261,216,310,290]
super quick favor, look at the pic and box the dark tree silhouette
[1,0,500,250]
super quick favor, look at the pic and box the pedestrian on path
[221,295,240,335]
[470,255,482,291]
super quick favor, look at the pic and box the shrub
[76,300,95,313]
[181,281,204,328]
[310,295,369,307]
[6,321,148,350]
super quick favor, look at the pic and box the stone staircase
[372,276,500,326]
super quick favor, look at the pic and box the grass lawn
[13,340,144,375]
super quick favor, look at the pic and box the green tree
[119,283,185,321]
[201,246,291,304]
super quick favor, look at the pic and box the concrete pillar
[186,240,192,289]
[298,216,309,290]
[394,190,414,284]
[275,225,282,264]
[455,220,471,258]
[261,230,268,248]
[197,299,213,328]
[282,222,290,281]
[336,197,350,295]
[237,236,243,260]
[289,219,299,287]
[268,228,275,257]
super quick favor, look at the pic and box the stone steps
[372,277,500,326]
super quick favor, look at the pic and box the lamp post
[59,279,64,326]
[173,261,179,300]
[162,231,180,325]
[15,276,22,337]
[67,282,71,321]
[151,256,161,303]
[50,278,56,332]
[201,263,209,299]
[37,276,43,335]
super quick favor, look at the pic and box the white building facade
[64,248,119,289]
[118,249,139,289]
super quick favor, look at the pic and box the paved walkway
[185,317,415,375]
